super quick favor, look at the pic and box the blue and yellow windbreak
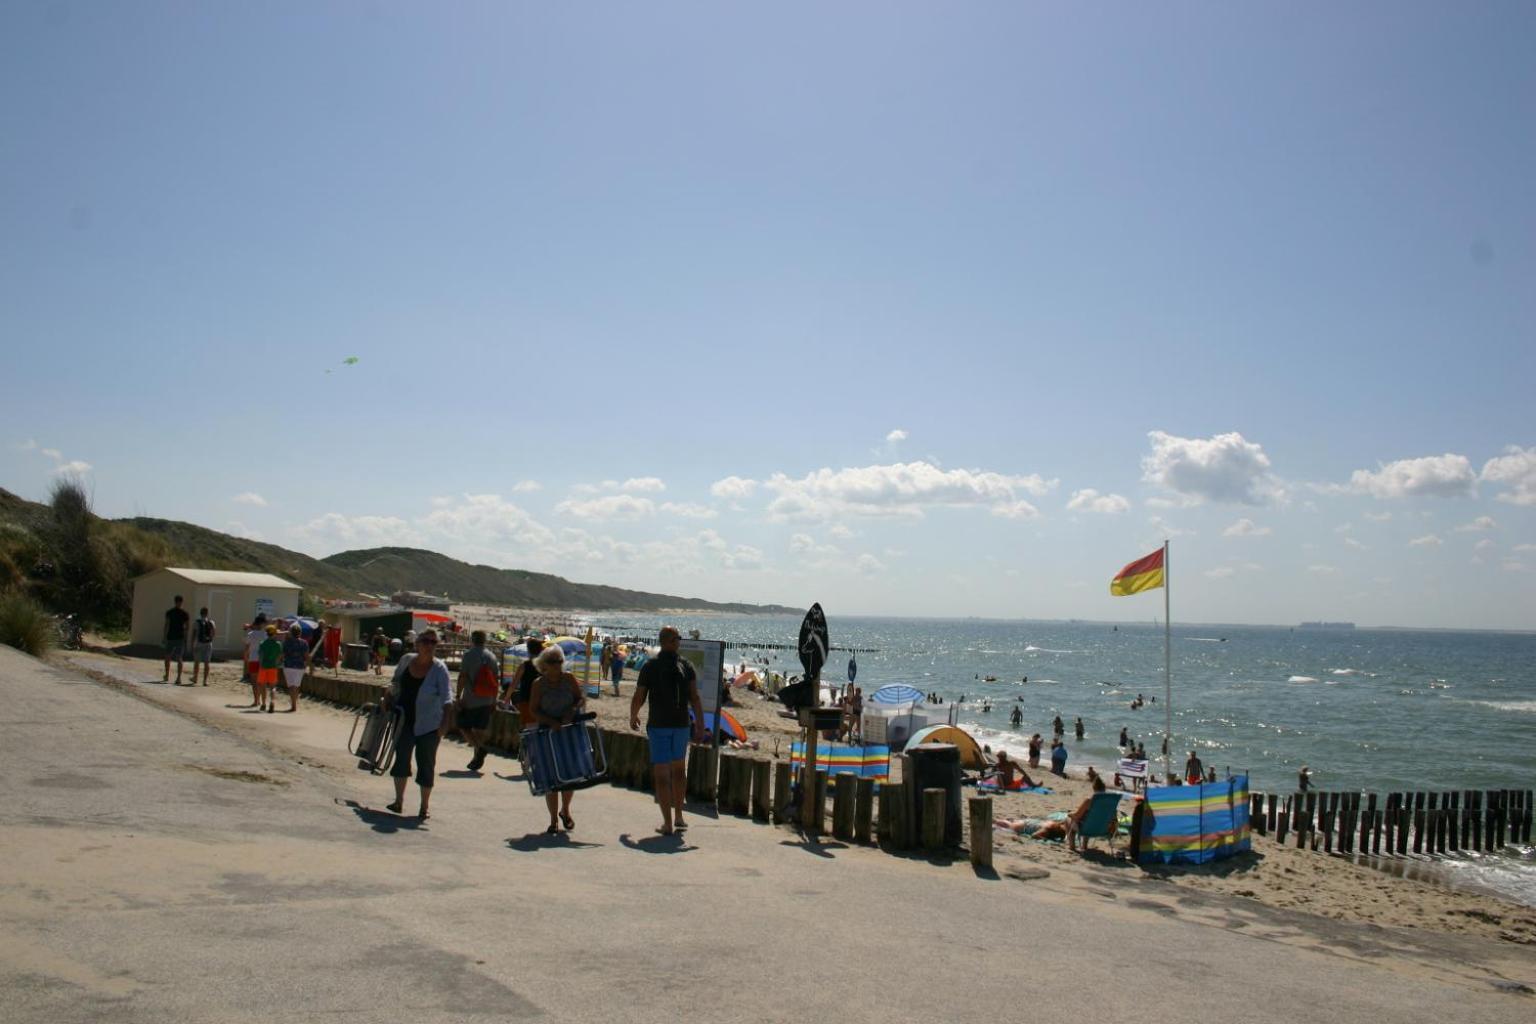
[1137,775,1251,865]
[790,742,891,782]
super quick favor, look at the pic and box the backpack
[196,618,215,643]
[470,652,500,699]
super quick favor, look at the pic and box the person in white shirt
[244,614,269,708]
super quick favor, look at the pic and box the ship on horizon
[1298,621,1356,630]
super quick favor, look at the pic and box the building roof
[324,604,410,619]
[138,567,301,589]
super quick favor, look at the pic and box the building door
[207,590,235,656]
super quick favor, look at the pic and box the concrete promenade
[1,645,1530,1023]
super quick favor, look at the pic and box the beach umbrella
[693,709,748,742]
[869,684,926,707]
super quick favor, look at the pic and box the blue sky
[2,3,1533,628]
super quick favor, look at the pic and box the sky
[2,2,1533,629]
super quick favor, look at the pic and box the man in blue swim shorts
[630,626,705,835]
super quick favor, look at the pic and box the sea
[569,612,1536,905]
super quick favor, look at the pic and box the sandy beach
[67,639,1536,950]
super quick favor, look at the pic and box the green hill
[1,487,794,617]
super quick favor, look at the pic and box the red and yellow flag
[1110,547,1164,596]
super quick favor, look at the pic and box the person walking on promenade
[280,624,309,712]
[630,626,705,836]
[609,641,624,696]
[384,630,453,820]
[530,645,586,833]
[243,614,268,707]
[456,630,500,772]
[505,637,544,724]
[1074,716,1085,741]
[163,595,190,684]
[308,620,329,670]
[256,624,283,713]
[370,627,388,676]
[190,606,216,686]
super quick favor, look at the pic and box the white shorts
[282,668,306,690]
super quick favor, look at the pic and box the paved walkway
[1,646,1529,1022]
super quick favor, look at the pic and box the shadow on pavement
[779,837,848,859]
[491,770,529,783]
[619,832,696,854]
[340,799,423,834]
[505,832,603,852]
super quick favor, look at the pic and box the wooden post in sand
[889,781,913,849]
[833,772,856,839]
[771,761,792,823]
[922,788,945,851]
[752,760,772,822]
[1267,793,1278,835]
[968,797,993,869]
[854,777,874,844]
[1275,798,1289,844]
[810,770,828,835]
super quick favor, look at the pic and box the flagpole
[1163,539,1172,782]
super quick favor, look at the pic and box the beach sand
[95,641,1536,950]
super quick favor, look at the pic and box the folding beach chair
[519,712,609,796]
[1067,791,1123,852]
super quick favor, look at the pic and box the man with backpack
[456,630,500,772]
[190,606,216,686]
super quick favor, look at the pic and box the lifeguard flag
[1110,548,1165,596]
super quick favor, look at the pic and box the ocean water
[583,613,1536,904]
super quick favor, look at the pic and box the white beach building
[130,567,301,656]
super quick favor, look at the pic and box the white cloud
[828,523,855,540]
[1149,516,1194,538]
[854,553,885,574]
[1454,515,1497,533]
[620,477,666,493]
[1067,489,1130,515]
[1408,534,1443,548]
[660,502,717,520]
[225,520,264,541]
[1481,446,1536,506]
[1502,559,1529,573]
[40,448,62,460]
[1343,537,1366,550]
[885,428,908,444]
[232,492,268,507]
[1141,430,1280,505]
[709,476,758,501]
[1473,538,1495,552]
[511,480,543,493]
[1515,543,1536,553]
[421,494,556,550]
[1308,564,1338,575]
[1222,518,1271,537]
[12,439,37,451]
[1363,511,1393,522]
[293,512,416,547]
[1347,454,1477,499]
[763,461,1056,522]
[1204,566,1236,579]
[555,494,656,521]
[50,460,92,475]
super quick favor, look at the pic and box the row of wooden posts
[1250,788,1534,857]
[305,670,997,867]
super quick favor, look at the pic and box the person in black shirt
[505,637,545,725]
[630,626,705,835]
[163,595,190,684]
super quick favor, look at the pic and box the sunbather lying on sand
[995,813,1069,840]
